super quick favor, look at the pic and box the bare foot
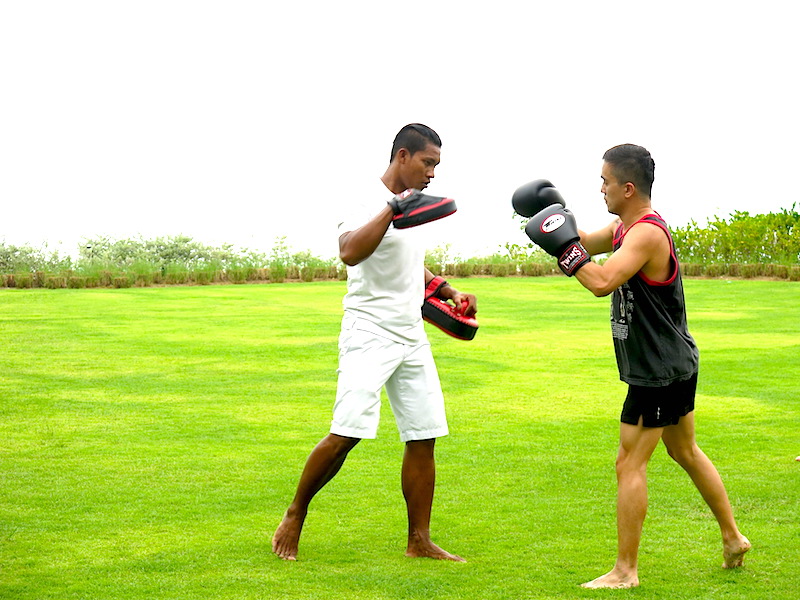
[405,537,465,562]
[272,510,306,561]
[723,535,751,568]
[581,570,640,589]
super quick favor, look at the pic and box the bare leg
[402,438,464,562]
[272,433,360,560]
[661,412,750,568]
[582,420,663,589]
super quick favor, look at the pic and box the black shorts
[620,373,697,428]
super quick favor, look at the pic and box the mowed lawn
[0,278,798,600]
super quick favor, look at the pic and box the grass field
[1,278,798,600]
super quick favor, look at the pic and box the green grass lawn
[1,278,798,600]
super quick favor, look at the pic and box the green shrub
[456,263,475,277]
[194,270,213,285]
[705,264,726,278]
[269,266,285,283]
[165,271,188,285]
[490,263,512,277]
[45,276,67,289]
[134,273,155,287]
[300,266,315,282]
[681,263,705,277]
[520,262,546,277]
[766,264,789,279]
[672,205,800,264]
[226,268,251,284]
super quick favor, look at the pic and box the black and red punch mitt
[389,189,457,229]
[421,276,478,341]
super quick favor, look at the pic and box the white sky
[2,1,798,261]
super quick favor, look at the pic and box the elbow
[339,245,362,266]
[592,286,613,298]
[339,250,359,266]
[338,233,359,266]
[580,274,615,297]
[591,278,619,297]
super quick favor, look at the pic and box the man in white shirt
[272,124,477,562]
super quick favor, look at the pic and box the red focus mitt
[421,276,479,341]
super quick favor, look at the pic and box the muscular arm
[575,222,669,297]
[338,205,394,266]
[579,219,618,256]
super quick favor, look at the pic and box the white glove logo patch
[540,214,565,233]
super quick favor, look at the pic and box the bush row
[1,265,348,289]
[4,260,799,289]
[672,205,800,264]
[681,263,800,281]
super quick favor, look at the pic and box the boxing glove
[525,206,591,276]
[512,179,566,218]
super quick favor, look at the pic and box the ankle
[285,504,308,520]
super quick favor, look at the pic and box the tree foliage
[671,205,799,265]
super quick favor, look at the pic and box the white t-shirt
[337,177,427,345]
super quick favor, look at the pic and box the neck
[381,164,404,195]
[619,201,653,229]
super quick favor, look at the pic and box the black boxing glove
[512,179,566,218]
[525,205,591,276]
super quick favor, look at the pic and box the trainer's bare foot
[405,535,465,562]
[272,510,305,561]
[722,535,751,568]
[581,569,639,589]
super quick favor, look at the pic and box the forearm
[424,271,477,316]
[574,262,619,297]
[339,206,394,266]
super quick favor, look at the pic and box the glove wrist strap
[424,276,450,300]
[558,242,591,276]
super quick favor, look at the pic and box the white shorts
[331,326,448,443]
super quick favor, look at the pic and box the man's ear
[624,182,636,198]
[395,147,410,164]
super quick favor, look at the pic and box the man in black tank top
[563,144,750,588]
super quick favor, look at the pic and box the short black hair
[390,123,441,162]
[602,144,655,197]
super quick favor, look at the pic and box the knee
[324,433,360,456]
[665,442,698,466]
[614,453,647,479]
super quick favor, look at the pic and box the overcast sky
[2,1,798,261]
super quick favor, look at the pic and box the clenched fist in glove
[388,189,457,229]
[512,179,566,218]
[525,206,591,276]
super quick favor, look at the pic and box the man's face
[398,143,440,191]
[600,161,625,215]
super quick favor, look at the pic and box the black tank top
[611,213,699,386]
